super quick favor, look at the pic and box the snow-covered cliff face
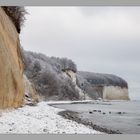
[103,86,129,100]
[63,70,91,100]
[0,7,24,109]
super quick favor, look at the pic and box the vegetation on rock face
[2,6,26,33]
[22,50,79,100]
[78,71,128,88]
[22,49,129,100]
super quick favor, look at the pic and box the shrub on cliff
[2,6,26,33]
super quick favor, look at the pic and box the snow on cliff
[0,102,101,134]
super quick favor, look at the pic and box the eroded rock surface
[0,7,24,109]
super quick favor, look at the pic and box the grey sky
[20,7,140,100]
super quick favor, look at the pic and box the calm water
[52,100,140,134]
[129,83,140,101]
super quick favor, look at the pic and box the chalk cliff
[77,71,129,100]
[63,70,91,100]
[0,7,24,109]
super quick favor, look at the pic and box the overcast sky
[20,7,140,100]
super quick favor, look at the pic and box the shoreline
[52,100,140,134]
[58,110,121,134]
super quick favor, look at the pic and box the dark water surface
[51,100,140,134]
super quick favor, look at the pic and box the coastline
[58,110,121,134]
[52,100,140,134]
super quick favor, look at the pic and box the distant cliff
[23,50,129,101]
[77,71,129,100]
[0,7,25,109]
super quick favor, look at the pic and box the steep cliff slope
[0,7,24,109]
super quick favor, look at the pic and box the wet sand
[51,100,140,134]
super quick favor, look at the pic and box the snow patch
[0,102,102,134]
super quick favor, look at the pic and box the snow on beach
[0,102,102,134]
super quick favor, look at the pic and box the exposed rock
[63,70,91,100]
[117,112,122,115]
[89,111,93,114]
[103,86,129,100]
[0,7,24,109]
[23,75,40,105]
